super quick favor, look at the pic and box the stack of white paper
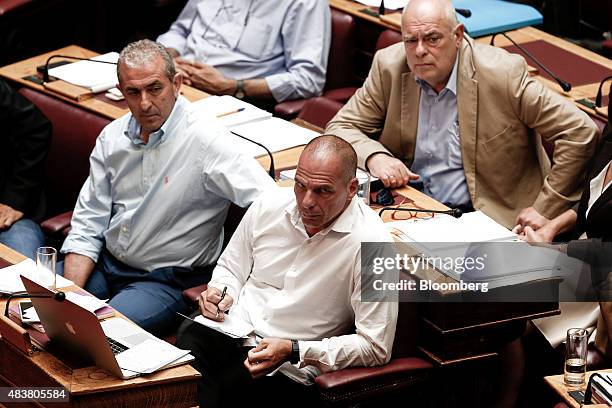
[229,117,318,158]
[191,95,272,128]
[0,258,73,294]
[48,52,119,93]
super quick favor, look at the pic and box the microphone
[490,32,572,92]
[4,290,66,318]
[42,55,117,83]
[379,0,385,16]
[455,8,472,18]
[230,131,275,179]
[378,206,463,218]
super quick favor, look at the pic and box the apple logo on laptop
[65,322,76,335]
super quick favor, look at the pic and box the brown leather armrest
[315,357,433,404]
[323,87,358,103]
[182,284,208,304]
[315,357,433,390]
[274,99,306,119]
[0,0,31,16]
[40,211,73,236]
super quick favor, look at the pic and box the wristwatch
[234,79,246,99]
[290,339,300,364]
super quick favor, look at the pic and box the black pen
[216,286,227,319]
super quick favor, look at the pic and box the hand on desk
[0,203,24,230]
[198,286,234,322]
[366,153,420,188]
[174,58,235,95]
[244,338,292,378]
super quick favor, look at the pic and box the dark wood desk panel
[0,244,199,408]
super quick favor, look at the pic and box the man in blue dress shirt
[60,40,274,336]
[156,0,331,103]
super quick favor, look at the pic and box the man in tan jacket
[326,0,598,229]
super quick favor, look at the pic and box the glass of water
[35,247,57,290]
[357,170,371,205]
[564,327,588,386]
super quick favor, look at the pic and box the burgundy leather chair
[375,29,403,52]
[293,29,404,131]
[274,8,359,120]
[297,96,345,130]
[18,88,110,235]
[0,0,31,16]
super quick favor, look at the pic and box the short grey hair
[117,39,176,83]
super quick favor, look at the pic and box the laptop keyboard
[106,336,129,355]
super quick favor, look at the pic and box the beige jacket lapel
[456,38,478,204]
[400,72,420,163]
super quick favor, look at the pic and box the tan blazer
[326,36,598,228]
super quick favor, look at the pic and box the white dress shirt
[62,96,275,271]
[208,188,398,384]
[156,0,331,102]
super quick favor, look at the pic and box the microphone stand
[490,32,572,92]
[4,291,66,318]
[378,207,463,218]
[42,55,117,83]
[230,131,276,179]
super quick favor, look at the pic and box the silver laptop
[20,275,192,379]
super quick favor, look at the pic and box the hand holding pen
[198,285,233,321]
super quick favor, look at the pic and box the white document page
[229,117,318,157]
[190,95,272,127]
[0,258,73,294]
[48,52,119,93]
[387,211,517,244]
[194,314,254,338]
[64,292,108,314]
[115,339,191,374]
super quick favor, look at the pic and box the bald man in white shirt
[176,135,398,408]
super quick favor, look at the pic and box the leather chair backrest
[18,88,110,217]
[326,8,357,90]
[375,29,403,52]
[298,96,344,130]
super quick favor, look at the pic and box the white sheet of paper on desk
[229,117,318,158]
[194,314,254,338]
[115,339,191,374]
[0,258,73,294]
[354,0,408,10]
[65,292,108,314]
[387,211,517,244]
[191,95,272,127]
[48,52,119,93]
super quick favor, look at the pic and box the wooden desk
[0,45,208,121]
[0,244,200,408]
[545,369,612,408]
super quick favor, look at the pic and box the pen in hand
[216,286,228,319]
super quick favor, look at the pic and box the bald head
[301,135,357,183]
[402,0,459,31]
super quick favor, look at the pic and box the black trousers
[176,316,320,408]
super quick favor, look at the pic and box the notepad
[193,313,254,338]
[48,52,119,93]
[191,95,272,128]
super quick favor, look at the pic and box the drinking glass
[564,327,588,386]
[35,246,57,290]
[357,171,370,205]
